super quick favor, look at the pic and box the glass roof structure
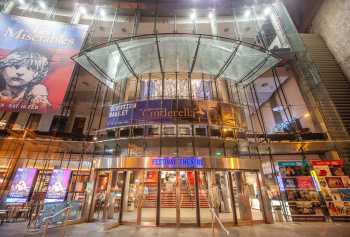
[73,34,281,87]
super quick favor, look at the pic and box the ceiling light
[264,7,271,16]
[79,6,87,15]
[17,0,26,5]
[244,9,251,18]
[304,113,311,118]
[208,10,215,20]
[99,8,106,17]
[190,10,196,21]
[38,1,47,9]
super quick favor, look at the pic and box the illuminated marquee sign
[152,157,204,168]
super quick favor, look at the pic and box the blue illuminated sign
[152,157,204,168]
[277,175,285,192]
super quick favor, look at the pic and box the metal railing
[41,206,72,237]
[209,207,231,236]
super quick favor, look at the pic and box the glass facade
[0,0,348,229]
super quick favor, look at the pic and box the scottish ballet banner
[45,169,72,203]
[6,168,38,204]
[0,14,88,113]
[107,99,239,128]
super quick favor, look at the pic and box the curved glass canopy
[73,34,281,87]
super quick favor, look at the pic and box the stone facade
[311,0,350,81]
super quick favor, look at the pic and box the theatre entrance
[90,169,266,226]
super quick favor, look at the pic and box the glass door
[91,170,125,222]
[141,170,158,224]
[230,171,265,224]
[159,170,198,226]
[179,171,196,225]
[159,171,177,225]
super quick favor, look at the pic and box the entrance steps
[142,182,209,208]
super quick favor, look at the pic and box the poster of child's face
[0,13,88,113]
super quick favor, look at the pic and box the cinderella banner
[0,14,88,113]
[107,99,239,128]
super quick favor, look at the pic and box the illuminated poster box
[45,169,72,203]
[6,168,38,204]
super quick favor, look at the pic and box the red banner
[310,160,344,167]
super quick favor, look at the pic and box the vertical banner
[45,169,72,203]
[0,14,88,113]
[6,168,38,204]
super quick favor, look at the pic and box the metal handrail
[42,206,71,223]
[41,206,72,237]
[209,206,230,237]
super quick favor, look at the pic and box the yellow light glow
[304,113,311,118]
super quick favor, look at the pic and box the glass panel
[158,36,198,72]
[122,170,144,223]
[230,171,265,224]
[199,171,211,224]
[119,37,160,75]
[179,171,196,224]
[160,171,177,224]
[74,35,281,86]
[245,172,264,222]
[149,79,162,99]
[106,171,125,220]
[142,170,158,224]
[193,37,238,75]
[191,79,205,99]
[73,54,114,88]
[85,44,129,82]
[177,76,189,99]
[164,78,177,98]
[93,173,108,220]
[215,171,234,223]
[223,45,267,81]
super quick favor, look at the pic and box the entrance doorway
[90,169,266,226]
[158,170,198,226]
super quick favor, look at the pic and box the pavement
[1,221,350,237]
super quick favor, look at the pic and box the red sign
[310,160,344,167]
[296,176,315,189]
